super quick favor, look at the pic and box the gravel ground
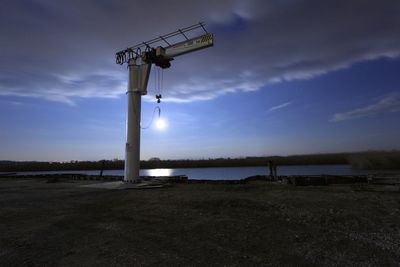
[0,178,400,266]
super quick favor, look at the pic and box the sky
[1,0,400,161]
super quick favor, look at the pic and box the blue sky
[1,0,400,161]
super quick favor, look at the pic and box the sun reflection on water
[146,168,173,177]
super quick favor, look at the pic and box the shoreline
[2,150,400,172]
[2,172,400,187]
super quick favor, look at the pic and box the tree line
[1,150,399,172]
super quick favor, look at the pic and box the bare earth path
[0,178,399,266]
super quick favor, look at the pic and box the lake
[12,165,399,180]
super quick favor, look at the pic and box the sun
[155,118,167,130]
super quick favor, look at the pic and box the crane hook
[156,94,162,104]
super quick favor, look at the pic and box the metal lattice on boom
[116,22,213,68]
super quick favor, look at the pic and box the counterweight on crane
[116,22,214,183]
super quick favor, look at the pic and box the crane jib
[164,33,214,58]
[115,22,213,65]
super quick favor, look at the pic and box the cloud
[1,0,400,104]
[0,99,22,105]
[269,101,292,112]
[332,93,400,121]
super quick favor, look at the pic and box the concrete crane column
[124,59,151,183]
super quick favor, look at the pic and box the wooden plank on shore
[287,175,368,186]
[0,172,17,177]
[369,177,400,185]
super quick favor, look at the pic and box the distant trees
[0,160,124,172]
[1,151,399,172]
[347,150,400,170]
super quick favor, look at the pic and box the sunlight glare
[147,168,173,176]
[155,118,167,130]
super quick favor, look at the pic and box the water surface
[13,165,399,180]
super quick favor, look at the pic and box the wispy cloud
[332,93,400,122]
[269,101,292,112]
[1,0,400,104]
[0,99,22,105]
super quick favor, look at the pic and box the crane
[116,22,214,183]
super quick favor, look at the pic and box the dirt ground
[1,178,400,266]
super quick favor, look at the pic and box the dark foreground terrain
[1,178,400,266]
